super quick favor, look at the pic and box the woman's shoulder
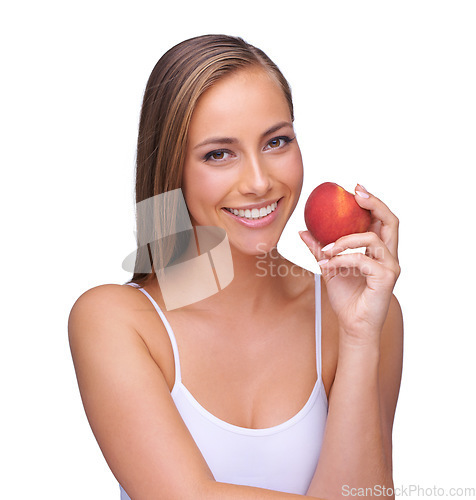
[69,283,144,320]
[68,282,166,347]
[68,282,175,388]
[69,284,131,346]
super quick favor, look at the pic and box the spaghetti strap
[125,283,182,384]
[314,274,323,382]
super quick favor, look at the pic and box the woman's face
[182,67,303,256]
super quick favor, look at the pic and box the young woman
[69,35,403,499]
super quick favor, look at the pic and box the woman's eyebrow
[193,121,293,150]
[194,136,237,149]
[262,121,293,138]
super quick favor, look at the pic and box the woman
[69,34,403,499]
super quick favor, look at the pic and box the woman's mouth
[221,199,281,228]
[224,201,278,220]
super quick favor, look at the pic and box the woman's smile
[221,198,282,228]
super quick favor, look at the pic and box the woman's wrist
[336,328,381,381]
[338,324,381,352]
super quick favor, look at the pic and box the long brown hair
[127,34,294,286]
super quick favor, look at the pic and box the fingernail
[298,230,304,236]
[321,242,335,252]
[356,190,370,198]
[358,183,368,192]
[317,259,329,266]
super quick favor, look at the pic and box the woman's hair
[128,34,294,286]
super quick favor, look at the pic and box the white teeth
[226,201,278,220]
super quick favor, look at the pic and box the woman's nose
[237,155,272,196]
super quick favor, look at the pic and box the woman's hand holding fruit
[300,183,400,347]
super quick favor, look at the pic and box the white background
[2,1,475,498]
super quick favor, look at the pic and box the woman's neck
[144,227,311,313]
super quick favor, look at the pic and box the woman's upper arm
[68,285,214,500]
[378,293,404,469]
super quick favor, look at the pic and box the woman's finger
[299,230,326,262]
[319,252,399,291]
[353,184,399,260]
[320,232,401,278]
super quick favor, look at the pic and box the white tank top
[120,276,328,498]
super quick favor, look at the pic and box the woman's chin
[229,238,279,259]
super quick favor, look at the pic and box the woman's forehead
[188,68,291,142]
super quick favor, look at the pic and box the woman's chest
[141,303,333,430]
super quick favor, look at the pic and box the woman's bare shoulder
[70,282,141,308]
[68,284,143,354]
[68,282,165,346]
[70,283,137,322]
[68,282,177,387]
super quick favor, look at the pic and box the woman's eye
[268,138,283,148]
[204,150,231,162]
[265,136,294,150]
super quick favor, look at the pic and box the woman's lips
[221,198,282,228]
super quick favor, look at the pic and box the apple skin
[304,182,372,246]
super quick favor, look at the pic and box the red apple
[304,182,372,246]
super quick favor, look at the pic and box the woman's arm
[301,184,403,499]
[307,293,403,499]
[68,285,324,500]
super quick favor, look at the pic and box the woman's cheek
[183,169,228,224]
[277,149,304,193]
